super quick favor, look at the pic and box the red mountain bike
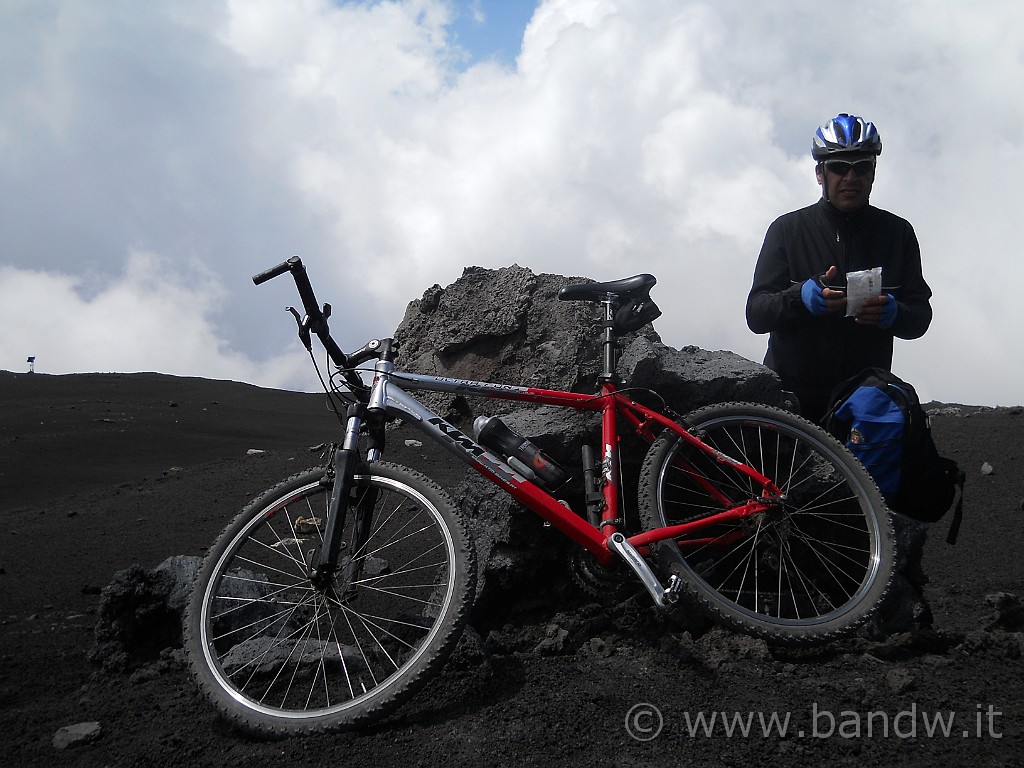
[184,257,894,736]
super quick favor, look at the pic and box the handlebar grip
[252,256,301,286]
[253,256,320,317]
[251,257,361,388]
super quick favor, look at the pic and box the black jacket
[746,198,932,420]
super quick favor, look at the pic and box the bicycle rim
[190,466,470,732]
[641,403,893,641]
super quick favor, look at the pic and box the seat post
[598,295,621,383]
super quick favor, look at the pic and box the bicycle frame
[252,256,785,605]
[367,360,784,569]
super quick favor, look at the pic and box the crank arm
[606,533,682,608]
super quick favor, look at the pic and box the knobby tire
[639,402,894,644]
[183,461,475,736]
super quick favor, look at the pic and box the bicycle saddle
[557,274,657,302]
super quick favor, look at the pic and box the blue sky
[2,1,1023,406]
[449,0,537,66]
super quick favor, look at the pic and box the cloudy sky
[2,0,1022,406]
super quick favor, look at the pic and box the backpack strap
[944,468,967,545]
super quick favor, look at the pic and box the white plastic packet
[846,267,882,316]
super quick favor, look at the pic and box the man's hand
[854,293,897,328]
[801,265,846,316]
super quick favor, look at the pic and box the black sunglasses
[823,159,875,177]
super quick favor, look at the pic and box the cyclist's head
[813,113,880,211]
[811,113,882,161]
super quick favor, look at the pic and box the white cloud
[0,252,309,387]
[1,0,1022,405]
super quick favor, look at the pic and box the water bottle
[473,416,568,488]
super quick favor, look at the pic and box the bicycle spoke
[640,403,893,641]
[186,467,473,733]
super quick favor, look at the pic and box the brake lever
[287,306,313,351]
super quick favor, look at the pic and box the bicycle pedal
[664,574,683,604]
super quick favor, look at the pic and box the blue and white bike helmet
[812,113,882,160]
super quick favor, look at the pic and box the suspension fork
[311,403,365,590]
[342,410,387,585]
[340,482,379,590]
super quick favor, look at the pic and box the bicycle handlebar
[252,256,368,395]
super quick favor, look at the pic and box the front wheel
[183,461,475,736]
[638,402,893,645]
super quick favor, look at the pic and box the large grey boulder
[394,264,783,422]
[394,265,660,421]
[391,265,788,619]
[620,337,784,416]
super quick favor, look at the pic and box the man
[746,113,933,423]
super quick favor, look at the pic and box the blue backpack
[822,368,965,544]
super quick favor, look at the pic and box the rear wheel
[639,402,893,644]
[184,462,475,736]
